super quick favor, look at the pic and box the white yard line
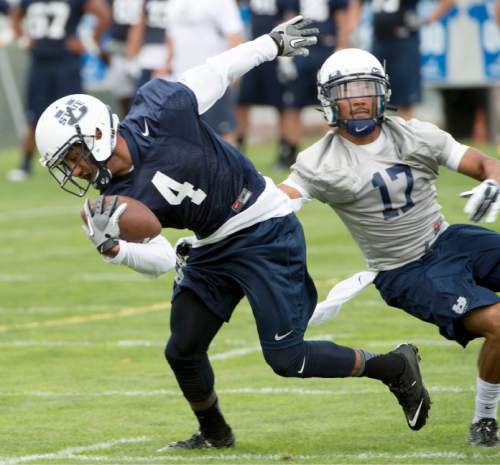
[0,437,149,465]
[0,206,79,223]
[2,449,487,465]
[0,385,474,398]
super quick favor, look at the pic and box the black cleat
[166,429,235,450]
[469,418,500,447]
[385,343,431,431]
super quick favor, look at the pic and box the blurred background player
[0,0,8,16]
[126,0,172,89]
[166,0,244,145]
[104,0,142,115]
[7,0,110,182]
[279,0,350,168]
[236,0,292,156]
[370,0,456,121]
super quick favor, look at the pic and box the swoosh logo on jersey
[408,398,424,428]
[297,356,306,374]
[141,119,150,137]
[274,329,293,341]
[354,125,368,133]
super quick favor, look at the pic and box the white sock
[473,376,500,423]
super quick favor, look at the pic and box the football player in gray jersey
[280,48,500,447]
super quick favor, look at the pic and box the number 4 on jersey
[152,172,207,206]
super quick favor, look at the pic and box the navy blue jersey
[143,0,168,45]
[108,0,142,42]
[103,79,265,238]
[372,0,419,39]
[288,0,348,47]
[0,0,9,14]
[20,0,86,59]
[248,0,292,38]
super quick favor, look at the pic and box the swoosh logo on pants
[274,329,293,341]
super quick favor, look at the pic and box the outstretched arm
[180,16,319,115]
[458,148,500,223]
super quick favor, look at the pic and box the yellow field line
[0,302,170,333]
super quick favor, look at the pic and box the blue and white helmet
[35,94,120,196]
[317,48,391,137]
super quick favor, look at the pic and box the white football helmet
[317,48,391,137]
[35,94,120,196]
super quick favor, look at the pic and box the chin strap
[92,165,112,189]
[338,118,379,137]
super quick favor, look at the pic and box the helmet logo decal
[54,98,88,126]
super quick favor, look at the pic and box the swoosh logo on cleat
[274,329,293,341]
[297,357,306,374]
[408,398,424,428]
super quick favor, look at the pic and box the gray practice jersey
[287,117,468,271]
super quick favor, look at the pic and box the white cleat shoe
[7,168,30,182]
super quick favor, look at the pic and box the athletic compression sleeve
[102,234,176,278]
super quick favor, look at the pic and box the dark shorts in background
[238,60,284,108]
[26,55,82,124]
[374,224,500,347]
[372,36,421,107]
[173,214,318,350]
[282,46,331,109]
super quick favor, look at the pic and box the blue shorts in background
[282,46,331,109]
[238,60,284,108]
[371,35,421,107]
[26,56,82,124]
[173,214,318,350]
[375,224,500,347]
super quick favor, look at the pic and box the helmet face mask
[36,94,119,196]
[317,49,391,137]
[47,139,94,197]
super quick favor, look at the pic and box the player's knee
[263,344,307,378]
[164,335,198,364]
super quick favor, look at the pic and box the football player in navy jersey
[6,0,111,182]
[105,0,142,114]
[371,0,455,120]
[35,17,431,449]
[236,0,292,158]
[126,0,171,89]
[280,0,350,168]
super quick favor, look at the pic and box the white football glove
[461,179,500,223]
[269,15,319,57]
[82,195,128,254]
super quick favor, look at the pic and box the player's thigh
[375,243,500,346]
[453,225,500,291]
[234,215,318,350]
[169,287,226,355]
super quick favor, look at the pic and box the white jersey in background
[285,116,469,271]
[166,0,244,76]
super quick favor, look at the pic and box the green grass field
[0,140,499,465]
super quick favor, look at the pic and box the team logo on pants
[452,296,468,314]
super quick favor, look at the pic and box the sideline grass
[0,142,499,465]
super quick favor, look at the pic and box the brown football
[81,195,162,243]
